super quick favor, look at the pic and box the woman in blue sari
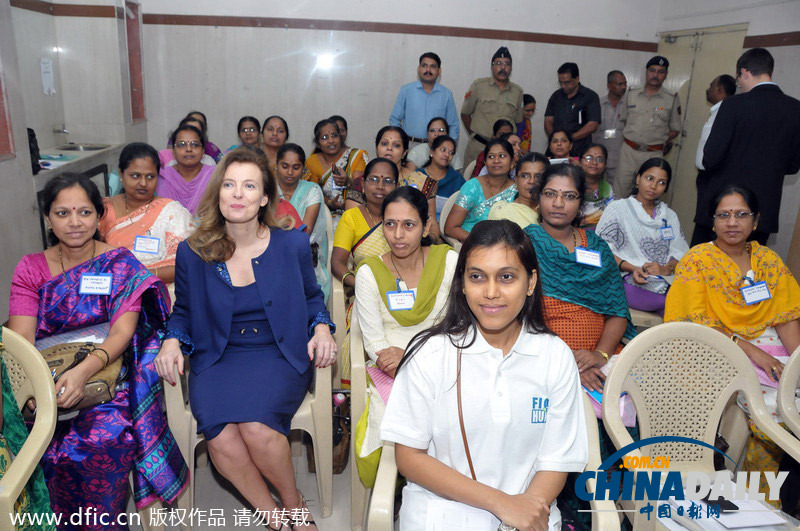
[8,173,188,529]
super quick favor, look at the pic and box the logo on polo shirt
[531,396,549,423]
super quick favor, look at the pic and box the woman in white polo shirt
[381,220,588,531]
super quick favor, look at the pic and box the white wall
[657,0,800,35]
[142,19,652,160]
[11,7,66,149]
[138,0,661,42]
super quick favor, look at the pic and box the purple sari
[34,248,188,528]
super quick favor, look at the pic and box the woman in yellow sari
[665,185,800,507]
[99,143,194,285]
[331,158,398,385]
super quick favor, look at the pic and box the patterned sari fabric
[306,148,369,209]
[526,224,637,341]
[31,249,188,525]
[0,335,54,530]
[339,223,391,386]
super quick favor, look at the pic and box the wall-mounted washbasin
[55,143,111,151]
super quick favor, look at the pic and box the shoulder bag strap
[457,349,478,481]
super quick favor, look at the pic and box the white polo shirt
[381,327,588,530]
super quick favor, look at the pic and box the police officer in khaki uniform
[460,47,524,168]
[615,56,682,198]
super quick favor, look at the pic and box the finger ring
[58,388,65,397]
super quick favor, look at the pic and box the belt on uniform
[473,134,489,145]
[624,138,664,152]
[409,136,427,144]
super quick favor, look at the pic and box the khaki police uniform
[460,77,523,167]
[615,87,681,197]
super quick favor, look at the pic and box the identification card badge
[660,226,675,241]
[604,129,617,139]
[387,290,415,311]
[741,281,771,305]
[134,235,161,254]
[575,247,602,268]
[79,273,112,295]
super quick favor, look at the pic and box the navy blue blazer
[167,228,330,376]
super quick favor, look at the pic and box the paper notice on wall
[40,57,56,95]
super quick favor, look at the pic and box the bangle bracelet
[597,350,610,361]
[93,347,110,366]
[619,260,627,270]
[87,351,107,368]
[732,335,740,345]
[341,271,355,285]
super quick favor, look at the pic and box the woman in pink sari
[157,124,215,215]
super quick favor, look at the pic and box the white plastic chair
[162,358,334,524]
[777,345,800,437]
[365,385,621,529]
[0,327,58,530]
[629,308,663,330]
[348,303,371,530]
[603,322,800,529]
[463,159,477,181]
[438,193,462,251]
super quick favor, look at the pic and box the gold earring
[712,227,716,233]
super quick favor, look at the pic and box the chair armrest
[367,442,397,531]
[778,346,800,437]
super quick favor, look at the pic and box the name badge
[603,129,617,139]
[387,290,415,311]
[79,273,112,295]
[741,281,771,305]
[134,235,161,254]
[575,247,602,268]
[660,226,675,240]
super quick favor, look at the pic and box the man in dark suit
[692,48,800,246]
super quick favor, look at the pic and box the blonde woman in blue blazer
[155,148,336,530]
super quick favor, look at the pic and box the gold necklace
[363,205,381,226]
[59,239,96,273]
[124,194,154,214]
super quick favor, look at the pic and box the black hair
[422,135,457,168]
[375,126,410,165]
[277,142,306,166]
[607,70,625,83]
[426,116,449,136]
[179,116,206,134]
[364,156,400,184]
[631,157,672,195]
[558,62,580,78]
[119,142,160,175]
[736,48,774,77]
[313,119,341,148]
[41,173,105,246]
[329,115,348,131]
[482,137,514,160]
[262,115,290,140]
[717,74,736,97]
[381,186,433,247]
[492,118,514,137]
[709,184,760,219]
[419,52,441,68]
[516,151,550,176]
[169,124,206,149]
[580,142,608,159]
[538,163,586,226]
[237,115,261,134]
[186,110,207,127]
[397,220,551,372]
[523,94,536,106]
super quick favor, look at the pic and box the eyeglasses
[713,211,755,220]
[492,61,511,67]
[542,189,581,202]
[582,155,606,163]
[486,152,509,160]
[428,127,448,134]
[320,133,340,141]
[364,176,397,186]
[517,172,544,181]
[239,127,257,133]
[174,141,202,149]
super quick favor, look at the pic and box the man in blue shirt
[390,52,460,146]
